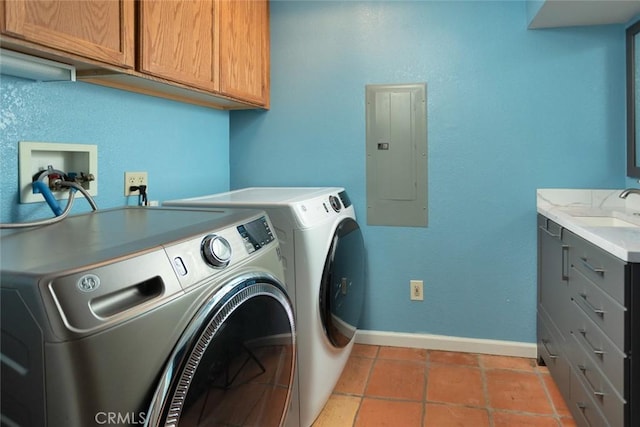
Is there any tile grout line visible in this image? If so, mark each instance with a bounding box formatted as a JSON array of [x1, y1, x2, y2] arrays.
[[535, 364, 565, 425], [478, 355, 497, 427], [350, 345, 379, 427], [423, 348, 430, 426]]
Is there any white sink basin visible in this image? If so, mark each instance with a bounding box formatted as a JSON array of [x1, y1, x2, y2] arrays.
[[573, 216, 639, 228]]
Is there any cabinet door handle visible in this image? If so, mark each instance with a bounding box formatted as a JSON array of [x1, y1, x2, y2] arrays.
[[578, 329, 606, 357], [539, 225, 561, 239], [562, 244, 569, 281], [541, 338, 559, 359], [579, 293, 605, 317], [580, 257, 605, 277]]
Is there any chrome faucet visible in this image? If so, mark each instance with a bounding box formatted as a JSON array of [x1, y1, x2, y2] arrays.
[[619, 188, 640, 199]]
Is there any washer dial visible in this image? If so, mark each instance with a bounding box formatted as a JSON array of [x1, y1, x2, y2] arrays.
[[201, 235, 232, 268]]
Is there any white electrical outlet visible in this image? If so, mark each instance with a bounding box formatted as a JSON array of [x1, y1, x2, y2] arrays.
[[410, 280, 424, 301], [124, 172, 148, 196]]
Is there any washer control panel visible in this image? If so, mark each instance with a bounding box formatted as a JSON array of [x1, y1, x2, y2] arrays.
[[237, 216, 275, 253], [164, 213, 278, 290]]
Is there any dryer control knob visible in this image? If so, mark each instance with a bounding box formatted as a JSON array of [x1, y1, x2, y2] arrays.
[[201, 235, 232, 268], [329, 195, 342, 213]]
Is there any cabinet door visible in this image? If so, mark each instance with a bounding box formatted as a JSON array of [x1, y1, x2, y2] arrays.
[[139, 0, 218, 92], [538, 216, 571, 335], [218, 0, 269, 106], [0, 0, 134, 68]]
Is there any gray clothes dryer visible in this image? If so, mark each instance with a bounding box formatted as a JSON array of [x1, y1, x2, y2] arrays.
[[0, 207, 295, 427]]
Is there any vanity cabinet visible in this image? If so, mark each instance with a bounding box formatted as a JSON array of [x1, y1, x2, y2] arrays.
[[0, 0, 134, 68], [0, 0, 270, 109], [537, 214, 640, 427]]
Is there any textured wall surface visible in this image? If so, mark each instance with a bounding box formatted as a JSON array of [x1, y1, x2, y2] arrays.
[[230, 0, 626, 343], [0, 0, 629, 345], [1, 77, 230, 223]]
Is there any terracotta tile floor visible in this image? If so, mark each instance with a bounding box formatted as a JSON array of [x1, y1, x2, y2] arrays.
[[312, 344, 576, 427]]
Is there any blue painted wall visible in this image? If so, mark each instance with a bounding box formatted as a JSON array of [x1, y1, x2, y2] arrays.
[[230, 1, 627, 343], [0, 0, 630, 345], [0, 77, 230, 223]]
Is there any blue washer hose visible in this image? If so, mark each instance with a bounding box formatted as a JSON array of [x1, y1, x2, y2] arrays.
[[32, 181, 65, 216]]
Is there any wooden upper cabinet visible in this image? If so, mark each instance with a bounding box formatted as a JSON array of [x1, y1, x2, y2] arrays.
[[140, 0, 269, 107], [0, 0, 134, 68], [1, 0, 270, 109], [219, 0, 269, 107], [139, 0, 218, 92]]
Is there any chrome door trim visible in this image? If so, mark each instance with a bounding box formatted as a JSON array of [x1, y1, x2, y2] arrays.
[[145, 272, 295, 427]]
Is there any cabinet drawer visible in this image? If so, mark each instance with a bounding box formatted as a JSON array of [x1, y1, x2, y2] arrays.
[[569, 358, 624, 427], [570, 266, 626, 350], [565, 231, 626, 305], [537, 312, 571, 398], [570, 368, 611, 427], [567, 316, 625, 400]]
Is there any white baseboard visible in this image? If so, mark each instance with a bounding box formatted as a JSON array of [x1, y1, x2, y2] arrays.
[[355, 330, 537, 359]]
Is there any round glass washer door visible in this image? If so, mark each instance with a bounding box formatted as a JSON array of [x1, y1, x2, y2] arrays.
[[146, 274, 296, 427]]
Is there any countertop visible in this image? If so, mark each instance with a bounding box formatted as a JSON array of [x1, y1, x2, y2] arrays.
[[537, 189, 640, 263]]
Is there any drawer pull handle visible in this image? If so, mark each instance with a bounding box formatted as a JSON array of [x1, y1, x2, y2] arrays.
[[580, 257, 605, 277], [576, 402, 587, 412], [578, 329, 605, 358], [577, 364, 606, 400], [579, 293, 605, 317], [541, 339, 559, 359]]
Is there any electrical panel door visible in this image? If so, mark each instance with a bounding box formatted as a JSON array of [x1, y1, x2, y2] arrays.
[[366, 83, 427, 227]]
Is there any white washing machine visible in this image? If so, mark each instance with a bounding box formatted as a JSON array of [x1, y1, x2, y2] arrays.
[[164, 187, 366, 427], [1, 206, 296, 427]]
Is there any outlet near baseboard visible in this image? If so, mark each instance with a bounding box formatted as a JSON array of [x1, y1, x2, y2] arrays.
[[410, 280, 424, 301]]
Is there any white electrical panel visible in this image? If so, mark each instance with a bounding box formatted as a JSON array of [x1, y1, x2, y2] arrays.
[[18, 141, 98, 204]]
